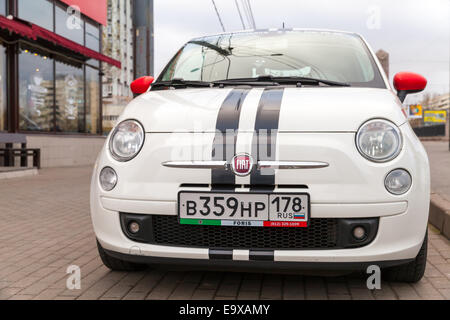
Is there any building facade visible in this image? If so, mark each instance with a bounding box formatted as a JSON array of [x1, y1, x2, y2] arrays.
[[0, 0, 155, 168], [0, 0, 122, 167], [428, 93, 450, 111], [102, 0, 134, 133]]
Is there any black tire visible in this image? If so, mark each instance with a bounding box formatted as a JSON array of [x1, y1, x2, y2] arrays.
[[383, 230, 428, 283], [97, 240, 148, 271]]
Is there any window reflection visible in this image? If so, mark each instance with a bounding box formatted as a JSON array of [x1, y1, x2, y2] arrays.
[[55, 62, 84, 133], [0, 42, 6, 131], [18, 0, 54, 31], [19, 49, 54, 131], [86, 66, 100, 134], [0, 0, 6, 16], [55, 3, 84, 45], [86, 22, 100, 52]]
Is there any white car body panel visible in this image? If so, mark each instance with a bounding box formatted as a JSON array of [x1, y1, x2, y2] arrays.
[[90, 29, 430, 267], [120, 88, 406, 133]]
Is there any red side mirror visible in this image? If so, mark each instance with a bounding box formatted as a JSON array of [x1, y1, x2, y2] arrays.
[[393, 72, 427, 102], [131, 76, 154, 94]]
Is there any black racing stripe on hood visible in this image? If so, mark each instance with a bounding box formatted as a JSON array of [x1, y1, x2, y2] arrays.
[[250, 88, 284, 190], [211, 88, 250, 189]]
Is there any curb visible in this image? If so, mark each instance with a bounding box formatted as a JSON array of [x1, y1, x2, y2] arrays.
[[429, 193, 450, 239], [419, 137, 449, 142], [0, 168, 39, 180]]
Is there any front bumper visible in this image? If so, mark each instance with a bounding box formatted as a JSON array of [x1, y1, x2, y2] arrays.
[[92, 191, 427, 265]]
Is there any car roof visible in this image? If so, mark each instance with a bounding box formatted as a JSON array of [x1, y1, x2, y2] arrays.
[[190, 28, 362, 41]]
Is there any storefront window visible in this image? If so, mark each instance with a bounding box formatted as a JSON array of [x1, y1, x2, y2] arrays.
[[17, 42, 103, 135], [18, 0, 54, 31], [19, 48, 54, 132], [86, 21, 100, 52], [55, 62, 84, 133], [55, 3, 84, 45], [85, 66, 100, 134], [0, 43, 6, 131]]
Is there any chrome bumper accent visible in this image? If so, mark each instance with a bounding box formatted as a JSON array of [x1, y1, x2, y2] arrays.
[[162, 160, 328, 170], [161, 161, 227, 169], [257, 161, 329, 169]]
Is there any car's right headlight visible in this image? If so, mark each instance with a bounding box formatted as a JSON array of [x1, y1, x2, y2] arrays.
[[356, 119, 402, 162], [109, 119, 145, 161]]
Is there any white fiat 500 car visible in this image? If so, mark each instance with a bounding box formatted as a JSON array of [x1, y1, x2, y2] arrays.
[[91, 29, 430, 282]]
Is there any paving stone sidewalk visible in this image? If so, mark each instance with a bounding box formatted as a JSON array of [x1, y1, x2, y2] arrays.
[[0, 166, 449, 300]]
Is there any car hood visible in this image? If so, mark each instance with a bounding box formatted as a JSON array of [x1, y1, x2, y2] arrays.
[[119, 87, 406, 133]]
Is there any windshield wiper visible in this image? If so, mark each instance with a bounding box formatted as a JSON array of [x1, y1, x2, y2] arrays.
[[151, 75, 350, 90], [189, 40, 232, 56], [212, 79, 279, 87], [152, 78, 280, 90], [151, 78, 212, 89], [217, 75, 350, 87], [272, 76, 350, 87]]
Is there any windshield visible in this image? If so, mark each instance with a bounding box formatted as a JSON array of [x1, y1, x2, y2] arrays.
[[158, 30, 385, 88]]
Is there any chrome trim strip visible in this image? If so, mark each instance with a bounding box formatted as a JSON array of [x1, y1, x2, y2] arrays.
[[162, 160, 329, 170], [162, 161, 228, 169], [257, 161, 329, 169]]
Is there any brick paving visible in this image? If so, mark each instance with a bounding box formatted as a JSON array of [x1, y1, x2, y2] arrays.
[[0, 166, 449, 300]]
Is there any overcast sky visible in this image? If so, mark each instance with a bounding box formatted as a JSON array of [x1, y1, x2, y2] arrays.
[[154, 0, 449, 103]]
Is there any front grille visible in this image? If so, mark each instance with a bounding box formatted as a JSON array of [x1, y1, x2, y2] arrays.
[[152, 215, 338, 249]]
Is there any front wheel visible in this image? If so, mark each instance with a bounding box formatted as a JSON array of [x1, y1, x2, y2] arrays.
[[97, 240, 148, 271], [382, 230, 428, 283]]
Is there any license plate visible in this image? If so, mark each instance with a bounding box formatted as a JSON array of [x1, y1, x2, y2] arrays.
[[178, 192, 310, 227]]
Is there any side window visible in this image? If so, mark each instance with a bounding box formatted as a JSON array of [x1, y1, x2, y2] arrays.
[[174, 44, 204, 81], [164, 44, 204, 81], [355, 50, 375, 82]]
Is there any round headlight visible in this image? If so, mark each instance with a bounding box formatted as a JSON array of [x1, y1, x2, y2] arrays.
[[385, 169, 412, 195], [99, 167, 117, 191], [356, 119, 402, 162], [109, 120, 145, 161]]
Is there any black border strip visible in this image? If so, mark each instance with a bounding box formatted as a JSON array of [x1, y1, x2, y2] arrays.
[[249, 250, 275, 261], [209, 249, 233, 260], [105, 246, 413, 271], [211, 88, 250, 190], [250, 88, 284, 190]]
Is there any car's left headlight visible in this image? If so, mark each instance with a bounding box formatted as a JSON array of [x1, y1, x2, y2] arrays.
[[356, 119, 402, 162], [109, 119, 145, 161]]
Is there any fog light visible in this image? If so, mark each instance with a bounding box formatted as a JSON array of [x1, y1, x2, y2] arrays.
[[385, 169, 412, 195], [352, 226, 366, 240], [99, 167, 117, 191], [128, 221, 140, 234]]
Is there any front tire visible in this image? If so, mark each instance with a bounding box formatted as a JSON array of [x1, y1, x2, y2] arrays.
[[97, 240, 148, 271], [383, 230, 428, 283]]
